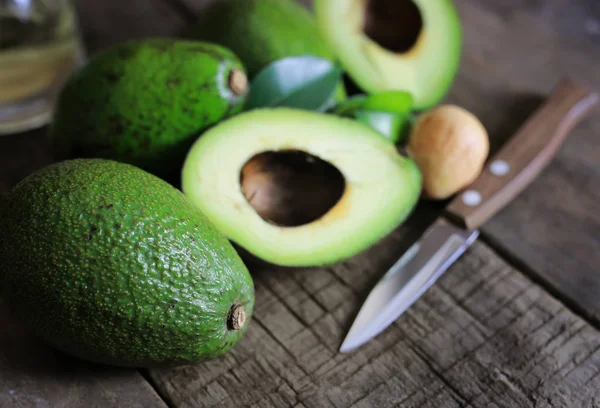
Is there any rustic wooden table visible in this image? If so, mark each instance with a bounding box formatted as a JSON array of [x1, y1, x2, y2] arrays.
[[1, 0, 599, 407]]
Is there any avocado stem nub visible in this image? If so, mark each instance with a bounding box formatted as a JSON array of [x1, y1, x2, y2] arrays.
[[229, 69, 248, 97], [227, 303, 246, 331]]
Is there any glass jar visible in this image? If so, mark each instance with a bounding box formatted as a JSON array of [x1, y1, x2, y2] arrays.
[[0, 0, 84, 134]]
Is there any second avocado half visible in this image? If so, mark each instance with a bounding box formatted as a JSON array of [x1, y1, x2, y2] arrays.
[[315, 0, 462, 109]]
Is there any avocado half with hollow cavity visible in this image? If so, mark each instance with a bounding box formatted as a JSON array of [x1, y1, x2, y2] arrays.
[[315, 0, 462, 109], [182, 108, 422, 267]]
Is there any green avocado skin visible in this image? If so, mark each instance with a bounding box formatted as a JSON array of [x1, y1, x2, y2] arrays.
[[185, 0, 333, 76], [184, 0, 346, 100], [49, 38, 247, 183], [0, 159, 254, 368]]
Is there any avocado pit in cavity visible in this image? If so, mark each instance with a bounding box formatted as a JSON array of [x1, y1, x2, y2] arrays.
[[240, 150, 346, 227], [363, 0, 423, 54]]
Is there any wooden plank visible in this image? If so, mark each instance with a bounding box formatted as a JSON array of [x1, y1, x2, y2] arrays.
[[147, 224, 600, 407], [446, 0, 600, 323], [0, 299, 168, 408], [0, 1, 187, 407]]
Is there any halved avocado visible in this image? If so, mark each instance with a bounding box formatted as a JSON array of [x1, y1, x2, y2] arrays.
[[315, 0, 462, 109], [182, 108, 422, 267]]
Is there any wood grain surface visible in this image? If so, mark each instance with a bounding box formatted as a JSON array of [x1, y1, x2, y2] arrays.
[[448, 0, 600, 324], [147, 238, 600, 407], [0, 0, 599, 407], [0, 299, 167, 408]]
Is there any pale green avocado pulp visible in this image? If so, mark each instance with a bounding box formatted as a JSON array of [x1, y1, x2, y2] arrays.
[[182, 108, 422, 267], [315, 0, 462, 109]]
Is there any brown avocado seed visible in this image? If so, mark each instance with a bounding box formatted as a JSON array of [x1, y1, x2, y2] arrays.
[[407, 105, 489, 200]]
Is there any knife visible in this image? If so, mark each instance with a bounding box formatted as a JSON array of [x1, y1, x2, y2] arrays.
[[340, 78, 598, 353]]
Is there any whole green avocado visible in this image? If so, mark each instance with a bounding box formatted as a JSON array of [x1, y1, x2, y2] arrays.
[[184, 0, 346, 100], [49, 38, 248, 183], [0, 159, 254, 368]]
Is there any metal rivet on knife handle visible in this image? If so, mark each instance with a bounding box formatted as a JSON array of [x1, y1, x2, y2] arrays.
[[490, 160, 510, 176], [462, 190, 482, 207]]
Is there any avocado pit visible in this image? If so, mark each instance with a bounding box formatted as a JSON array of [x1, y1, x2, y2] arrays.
[[363, 0, 423, 54], [240, 150, 346, 227]]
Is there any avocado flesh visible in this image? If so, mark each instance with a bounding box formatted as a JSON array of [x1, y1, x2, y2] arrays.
[[0, 159, 254, 368], [315, 0, 462, 109], [182, 108, 422, 267], [49, 38, 247, 183], [184, 0, 346, 101]]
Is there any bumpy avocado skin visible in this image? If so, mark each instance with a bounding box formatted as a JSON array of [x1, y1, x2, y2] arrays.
[[0, 159, 254, 368], [49, 38, 247, 183], [184, 0, 346, 100]]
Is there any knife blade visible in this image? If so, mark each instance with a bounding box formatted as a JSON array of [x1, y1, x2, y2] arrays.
[[340, 78, 598, 353]]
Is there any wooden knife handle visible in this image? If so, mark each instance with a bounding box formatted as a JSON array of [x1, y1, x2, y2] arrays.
[[445, 78, 598, 230]]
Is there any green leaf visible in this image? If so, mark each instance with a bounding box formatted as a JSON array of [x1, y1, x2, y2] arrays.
[[355, 110, 413, 144], [329, 90, 415, 143], [330, 91, 414, 117], [330, 94, 368, 116], [246, 55, 343, 111], [361, 91, 414, 114]]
